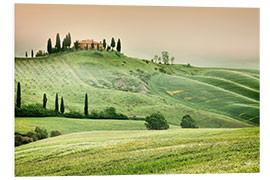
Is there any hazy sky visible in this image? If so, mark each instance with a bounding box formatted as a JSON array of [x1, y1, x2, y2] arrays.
[[15, 4, 259, 69]]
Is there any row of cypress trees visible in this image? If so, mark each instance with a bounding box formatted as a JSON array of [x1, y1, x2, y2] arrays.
[[47, 33, 72, 54], [16, 82, 89, 116]]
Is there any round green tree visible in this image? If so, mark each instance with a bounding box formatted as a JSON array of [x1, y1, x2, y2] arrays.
[[145, 112, 169, 130], [180, 115, 198, 128]]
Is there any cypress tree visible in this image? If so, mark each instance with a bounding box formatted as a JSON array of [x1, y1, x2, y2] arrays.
[[97, 44, 100, 51], [103, 39, 106, 50], [43, 93, 47, 109], [84, 93, 88, 116], [75, 41, 79, 50], [31, 50, 34, 58], [47, 38, 52, 54], [25, 51, 28, 57], [60, 97, 64, 114], [111, 37, 115, 50], [55, 93, 59, 112], [67, 32, 71, 48], [91, 41, 95, 50], [116, 38, 121, 52], [55, 33, 61, 52], [16, 82, 21, 108]]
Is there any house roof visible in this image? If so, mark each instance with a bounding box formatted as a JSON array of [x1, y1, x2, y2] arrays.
[[77, 39, 102, 44]]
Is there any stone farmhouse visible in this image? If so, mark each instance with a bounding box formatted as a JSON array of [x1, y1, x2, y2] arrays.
[[74, 39, 104, 50]]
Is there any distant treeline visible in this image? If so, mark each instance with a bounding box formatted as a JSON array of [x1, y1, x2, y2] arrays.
[[15, 82, 128, 120], [24, 32, 122, 57]]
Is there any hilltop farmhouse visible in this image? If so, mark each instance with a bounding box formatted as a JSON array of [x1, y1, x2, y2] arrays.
[[74, 39, 104, 50]]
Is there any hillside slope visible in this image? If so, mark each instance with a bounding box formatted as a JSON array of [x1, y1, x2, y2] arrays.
[[15, 50, 259, 127], [15, 127, 259, 176]]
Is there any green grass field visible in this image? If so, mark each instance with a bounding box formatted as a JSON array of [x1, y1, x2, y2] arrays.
[[14, 50, 260, 176], [15, 127, 259, 176], [15, 50, 259, 128], [15, 117, 181, 135]]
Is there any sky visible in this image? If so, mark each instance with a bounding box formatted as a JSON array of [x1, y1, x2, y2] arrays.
[[15, 4, 260, 69]]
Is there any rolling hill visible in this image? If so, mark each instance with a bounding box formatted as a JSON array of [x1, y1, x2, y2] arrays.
[[15, 50, 260, 128], [15, 127, 259, 176]]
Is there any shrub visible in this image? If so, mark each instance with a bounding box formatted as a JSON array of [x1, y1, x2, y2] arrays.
[[145, 112, 169, 130], [26, 131, 38, 141], [64, 111, 84, 118], [88, 110, 100, 119], [50, 130, 61, 137], [35, 127, 48, 140], [15, 104, 60, 117], [180, 115, 198, 128], [15, 134, 33, 146], [15, 134, 23, 146]]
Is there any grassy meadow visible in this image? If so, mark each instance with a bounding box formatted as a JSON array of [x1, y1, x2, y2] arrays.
[[15, 50, 259, 128], [15, 117, 181, 135], [15, 127, 259, 176], [14, 50, 260, 175]]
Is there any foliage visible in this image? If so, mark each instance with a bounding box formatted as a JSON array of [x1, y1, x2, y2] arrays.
[[145, 112, 169, 130], [35, 127, 48, 140], [106, 46, 111, 51], [15, 134, 33, 146], [55, 93, 59, 112], [31, 50, 34, 58], [180, 115, 198, 128], [161, 51, 169, 64], [103, 39, 107, 49], [170, 57, 175, 65], [55, 33, 61, 52], [60, 97, 65, 114], [47, 38, 52, 54], [15, 104, 60, 117], [43, 93, 47, 109], [16, 82, 21, 108], [63, 111, 84, 119], [36, 50, 46, 57], [111, 37, 115, 50], [91, 42, 94, 50], [74, 41, 79, 50], [25, 51, 28, 57], [84, 93, 88, 116], [50, 130, 61, 137], [116, 38, 121, 52]]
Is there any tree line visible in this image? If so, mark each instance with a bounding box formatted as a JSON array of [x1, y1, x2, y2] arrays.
[[15, 82, 127, 119], [47, 33, 122, 54], [24, 33, 122, 57], [152, 51, 175, 65]]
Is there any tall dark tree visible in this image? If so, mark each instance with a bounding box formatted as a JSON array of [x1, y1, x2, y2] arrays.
[[55, 33, 61, 52], [84, 93, 88, 116], [74, 40, 79, 50], [43, 93, 47, 109], [110, 37, 115, 50], [67, 32, 71, 48], [116, 38, 121, 52], [60, 97, 65, 114], [16, 82, 21, 108], [91, 41, 95, 50], [97, 44, 100, 51], [31, 50, 34, 58], [25, 51, 28, 57], [47, 38, 52, 54], [102, 39, 107, 50], [55, 93, 59, 112], [62, 37, 67, 51]]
